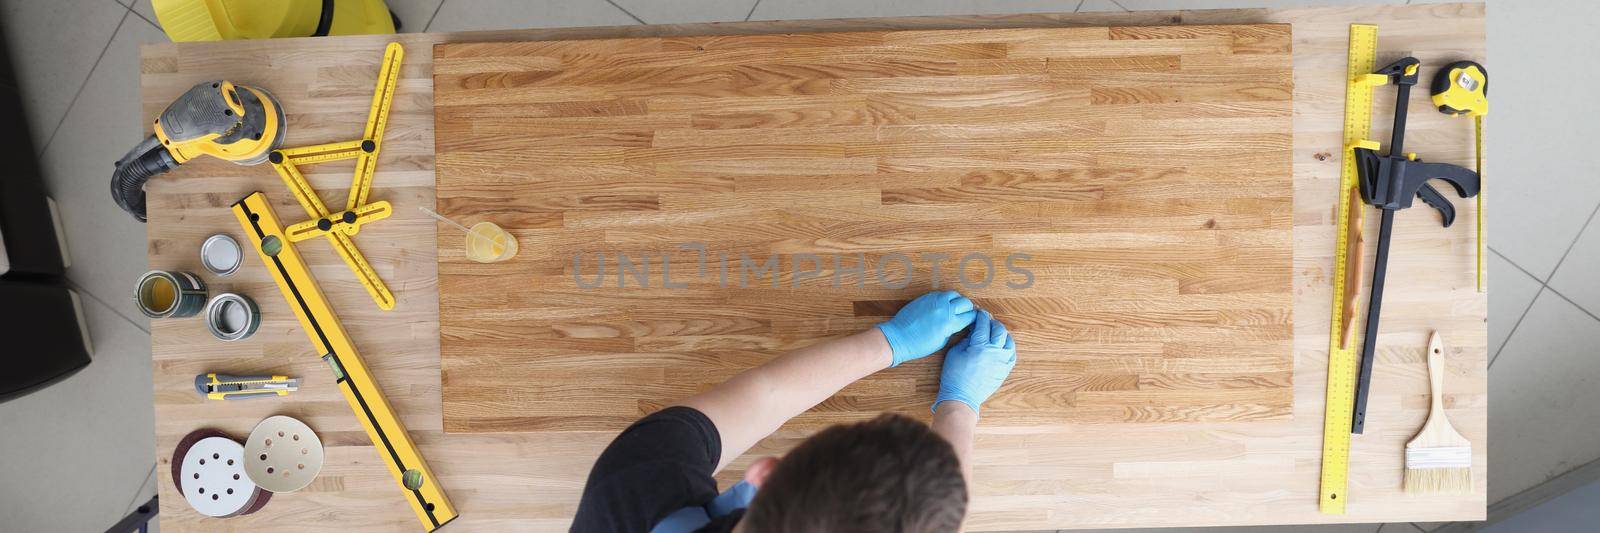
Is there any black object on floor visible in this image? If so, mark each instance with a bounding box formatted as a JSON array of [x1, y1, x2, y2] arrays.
[[105, 494, 159, 533], [0, 16, 69, 279], [0, 281, 92, 403]]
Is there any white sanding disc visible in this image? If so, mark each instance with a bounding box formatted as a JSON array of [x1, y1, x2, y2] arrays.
[[243, 415, 324, 492], [178, 437, 256, 517]]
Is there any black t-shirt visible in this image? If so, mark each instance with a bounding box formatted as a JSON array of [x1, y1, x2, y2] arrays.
[[571, 406, 743, 533]]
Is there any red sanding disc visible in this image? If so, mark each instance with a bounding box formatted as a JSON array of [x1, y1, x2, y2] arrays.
[[170, 428, 272, 517]]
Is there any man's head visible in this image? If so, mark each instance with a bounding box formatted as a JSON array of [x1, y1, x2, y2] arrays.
[[739, 413, 967, 533]]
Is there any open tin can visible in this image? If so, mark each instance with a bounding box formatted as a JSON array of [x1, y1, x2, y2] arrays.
[[200, 234, 243, 276], [135, 270, 208, 319], [205, 293, 260, 341]]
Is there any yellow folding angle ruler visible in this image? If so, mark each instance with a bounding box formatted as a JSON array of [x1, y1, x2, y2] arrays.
[[268, 42, 404, 310], [1321, 23, 1386, 515], [232, 192, 456, 531]]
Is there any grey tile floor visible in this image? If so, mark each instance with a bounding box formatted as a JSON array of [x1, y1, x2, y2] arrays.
[[1, 1, 1594, 532]]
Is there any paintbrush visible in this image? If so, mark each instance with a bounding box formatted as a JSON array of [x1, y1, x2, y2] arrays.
[[1403, 331, 1473, 494]]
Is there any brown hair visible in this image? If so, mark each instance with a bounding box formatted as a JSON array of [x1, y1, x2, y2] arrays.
[[740, 413, 967, 533]]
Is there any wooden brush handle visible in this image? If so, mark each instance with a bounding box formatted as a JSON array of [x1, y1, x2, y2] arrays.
[[1408, 331, 1470, 455], [1340, 190, 1366, 349], [1427, 331, 1445, 417]]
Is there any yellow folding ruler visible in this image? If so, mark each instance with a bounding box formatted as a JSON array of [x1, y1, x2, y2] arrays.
[[233, 192, 456, 531], [267, 42, 404, 310], [1321, 23, 1386, 515]]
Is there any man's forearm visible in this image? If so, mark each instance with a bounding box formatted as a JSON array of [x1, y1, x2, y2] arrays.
[[678, 329, 893, 472], [931, 400, 978, 482]]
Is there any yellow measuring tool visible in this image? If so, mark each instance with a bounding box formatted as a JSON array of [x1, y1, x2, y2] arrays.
[[232, 192, 456, 531], [268, 42, 404, 310], [1321, 23, 1386, 515], [1430, 61, 1489, 292], [1475, 115, 1484, 292]]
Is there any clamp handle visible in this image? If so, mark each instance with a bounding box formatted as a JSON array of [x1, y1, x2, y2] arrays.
[[1416, 184, 1456, 228], [1376, 57, 1421, 87], [1355, 148, 1480, 218]]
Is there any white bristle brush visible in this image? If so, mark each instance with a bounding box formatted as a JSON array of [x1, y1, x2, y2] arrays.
[[1403, 331, 1473, 494]]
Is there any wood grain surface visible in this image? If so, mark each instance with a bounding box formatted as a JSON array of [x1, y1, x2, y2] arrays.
[[144, 4, 1486, 531], [431, 25, 1297, 433]]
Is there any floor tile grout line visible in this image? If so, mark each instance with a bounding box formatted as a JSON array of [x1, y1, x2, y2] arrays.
[[37, 10, 130, 158], [1108, 0, 1131, 12], [1539, 199, 1600, 284], [1486, 246, 1548, 366], [1493, 454, 1600, 523], [65, 278, 152, 335], [35, 5, 163, 499], [602, 0, 647, 25], [1490, 246, 1545, 285], [1544, 286, 1600, 325], [1074, 0, 1087, 13], [122, 462, 157, 515], [128, 5, 161, 31], [1488, 199, 1600, 363], [1490, 284, 1544, 368], [1487, 245, 1600, 318], [1484, 234, 1600, 366], [744, 0, 763, 22], [423, 0, 447, 33]]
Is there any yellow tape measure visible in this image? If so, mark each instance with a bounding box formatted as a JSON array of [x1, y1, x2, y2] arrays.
[[1321, 23, 1382, 515], [1430, 61, 1488, 292], [1475, 114, 1484, 292]]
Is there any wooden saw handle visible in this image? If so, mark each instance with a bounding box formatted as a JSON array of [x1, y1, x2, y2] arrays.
[[1340, 188, 1366, 349]]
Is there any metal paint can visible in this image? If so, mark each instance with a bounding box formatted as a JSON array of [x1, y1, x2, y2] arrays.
[[136, 270, 208, 318], [205, 293, 261, 341], [200, 234, 243, 276]]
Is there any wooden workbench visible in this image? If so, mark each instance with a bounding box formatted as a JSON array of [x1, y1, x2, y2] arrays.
[[145, 4, 1486, 531]]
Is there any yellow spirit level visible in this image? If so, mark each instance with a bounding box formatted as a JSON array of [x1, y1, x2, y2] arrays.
[[232, 192, 456, 530]]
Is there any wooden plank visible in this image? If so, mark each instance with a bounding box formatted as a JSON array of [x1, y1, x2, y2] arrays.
[[144, 3, 1486, 531], [433, 25, 1296, 434]]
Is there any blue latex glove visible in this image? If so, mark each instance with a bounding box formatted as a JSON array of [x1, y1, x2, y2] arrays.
[[876, 290, 977, 367], [934, 310, 1017, 414]]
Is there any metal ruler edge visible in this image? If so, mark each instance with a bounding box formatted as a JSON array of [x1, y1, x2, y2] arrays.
[[1320, 23, 1379, 515]]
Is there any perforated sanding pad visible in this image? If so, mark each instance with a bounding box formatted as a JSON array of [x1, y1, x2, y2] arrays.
[[243, 415, 324, 492], [173, 431, 261, 517]]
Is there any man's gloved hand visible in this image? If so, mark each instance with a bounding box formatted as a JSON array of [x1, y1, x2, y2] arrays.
[[876, 290, 977, 367], [934, 310, 1016, 414]]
